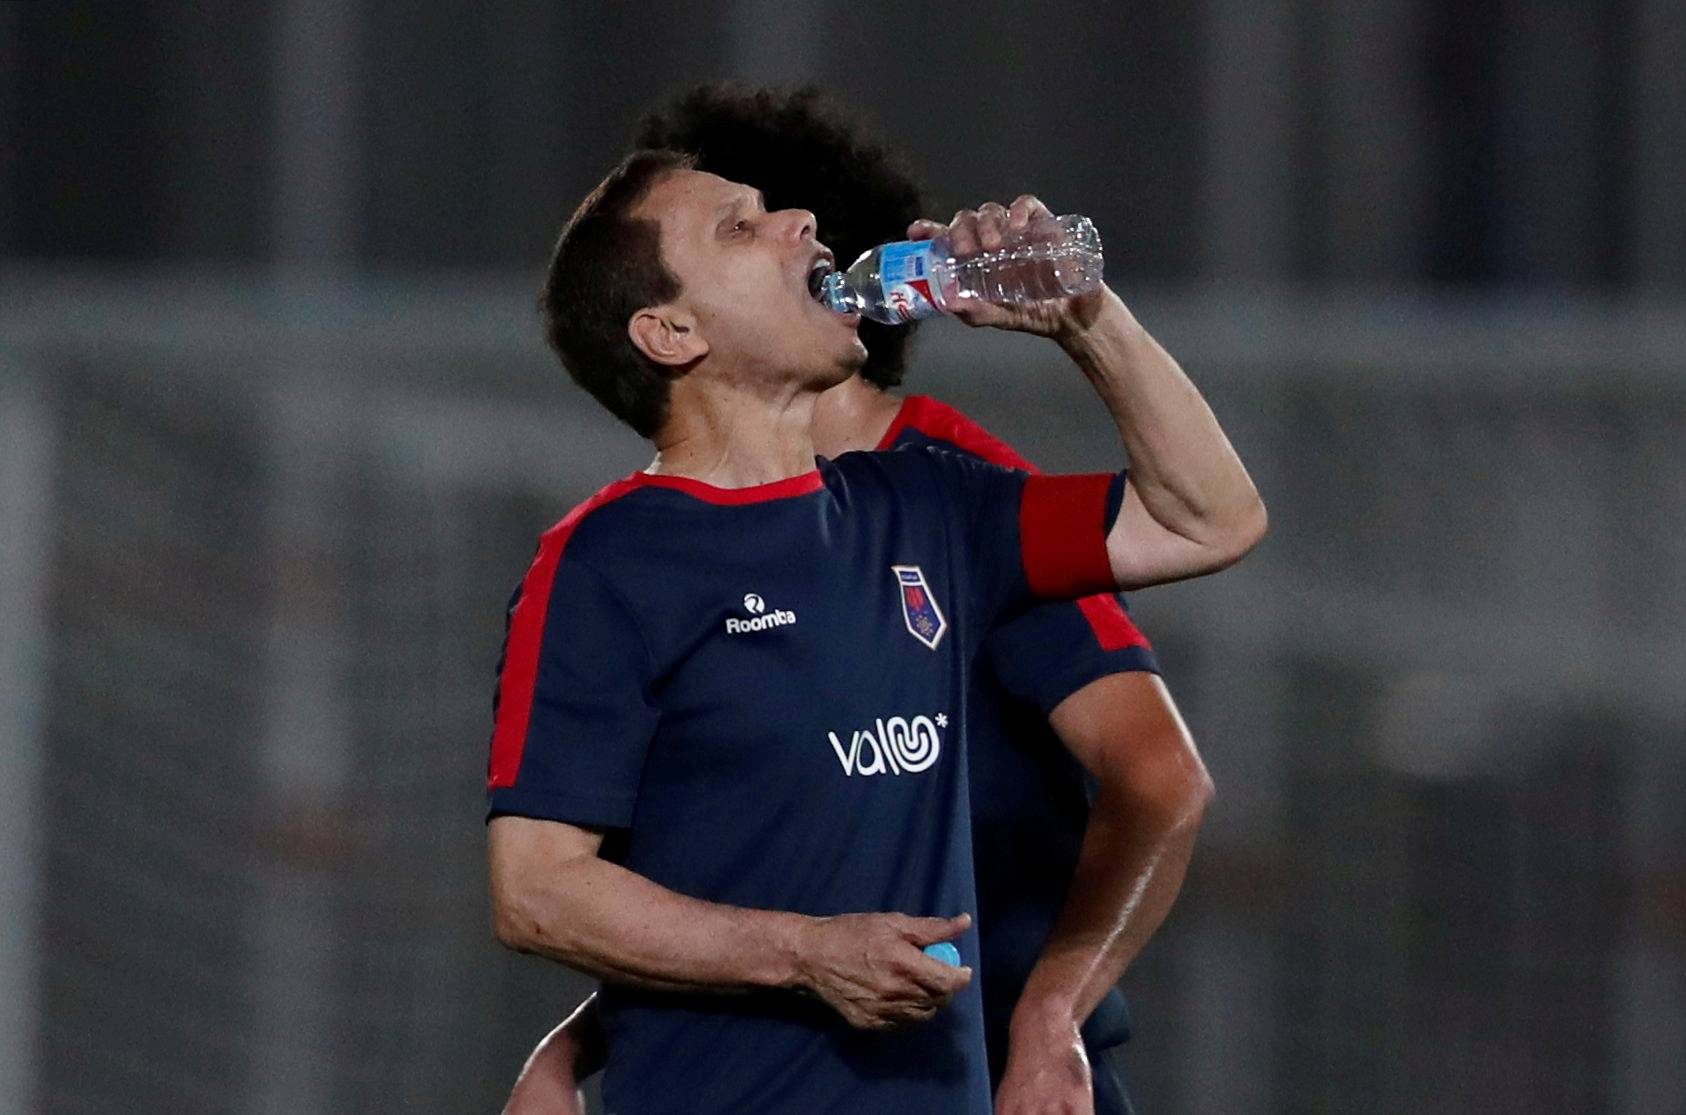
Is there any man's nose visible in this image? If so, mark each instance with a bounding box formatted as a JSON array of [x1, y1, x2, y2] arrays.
[[774, 208, 816, 242]]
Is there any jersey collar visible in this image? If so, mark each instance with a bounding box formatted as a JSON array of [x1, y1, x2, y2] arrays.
[[630, 468, 825, 505]]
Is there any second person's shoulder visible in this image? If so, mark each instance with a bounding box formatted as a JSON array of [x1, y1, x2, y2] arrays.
[[881, 395, 1039, 472], [830, 439, 1025, 512]]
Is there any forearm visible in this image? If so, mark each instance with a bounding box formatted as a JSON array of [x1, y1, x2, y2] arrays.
[[503, 1023, 584, 1115], [1061, 293, 1266, 574], [490, 817, 972, 1029], [533, 994, 607, 1083], [560, 993, 608, 1080], [1012, 778, 1207, 1031], [494, 852, 805, 995]]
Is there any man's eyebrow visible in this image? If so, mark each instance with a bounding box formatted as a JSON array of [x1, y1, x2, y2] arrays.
[[714, 190, 765, 223]]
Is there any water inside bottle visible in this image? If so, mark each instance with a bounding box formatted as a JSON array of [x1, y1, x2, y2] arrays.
[[821, 214, 1104, 325], [945, 216, 1103, 304]]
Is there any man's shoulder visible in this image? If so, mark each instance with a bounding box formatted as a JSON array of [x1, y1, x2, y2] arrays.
[[886, 395, 1038, 473], [533, 474, 666, 572], [832, 436, 974, 496], [533, 468, 830, 587]]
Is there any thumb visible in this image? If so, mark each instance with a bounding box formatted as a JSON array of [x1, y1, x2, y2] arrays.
[[902, 912, 972, 946], [906, 219, 946, 242]]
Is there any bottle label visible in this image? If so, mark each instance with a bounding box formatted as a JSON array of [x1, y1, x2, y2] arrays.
[[879, 241, 943, 322]]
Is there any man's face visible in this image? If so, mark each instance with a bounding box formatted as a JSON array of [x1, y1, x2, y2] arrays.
[[635, 169, 866, 389]]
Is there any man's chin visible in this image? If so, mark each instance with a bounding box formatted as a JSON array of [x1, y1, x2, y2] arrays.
[[806, 323, 867, 387], [816, 357, 860, 391]]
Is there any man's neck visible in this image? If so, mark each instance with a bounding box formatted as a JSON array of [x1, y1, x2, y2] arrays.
[[810, 376, 905, 458], [647, 378, 823, 488]]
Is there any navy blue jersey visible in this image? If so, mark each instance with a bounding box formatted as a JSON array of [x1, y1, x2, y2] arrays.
[[488, 447, 1125, 1115], [879, 397, 1161, 1083]]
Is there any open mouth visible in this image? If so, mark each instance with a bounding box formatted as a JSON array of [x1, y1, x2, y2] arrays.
[[805, 252, 836, 302]]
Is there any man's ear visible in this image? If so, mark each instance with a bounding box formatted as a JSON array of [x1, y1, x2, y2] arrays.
[[629, 307, 708, 368]]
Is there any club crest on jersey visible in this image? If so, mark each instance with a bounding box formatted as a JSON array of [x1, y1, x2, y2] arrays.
[[892, 565, 947, 650]]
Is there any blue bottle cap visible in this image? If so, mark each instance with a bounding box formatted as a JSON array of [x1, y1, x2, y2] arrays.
[[923, 941, 962, 967]]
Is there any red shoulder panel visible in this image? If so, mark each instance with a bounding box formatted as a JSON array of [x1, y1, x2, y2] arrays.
[[487, 475, 645, 790], [876, 396, 1036, 472]]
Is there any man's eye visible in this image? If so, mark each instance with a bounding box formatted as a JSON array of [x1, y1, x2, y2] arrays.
[[732, 219, 750, 234]]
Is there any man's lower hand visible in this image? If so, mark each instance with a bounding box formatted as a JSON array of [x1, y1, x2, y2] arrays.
[[995, 1007, 1094, 1115], [793, 912, 973, 1030]]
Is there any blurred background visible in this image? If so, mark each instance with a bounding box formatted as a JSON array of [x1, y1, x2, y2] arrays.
[[2, 2, 1684, 1112]]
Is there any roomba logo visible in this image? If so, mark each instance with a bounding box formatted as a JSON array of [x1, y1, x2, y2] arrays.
[[725, 592, 796, 634], [826, 714, 947, 777]]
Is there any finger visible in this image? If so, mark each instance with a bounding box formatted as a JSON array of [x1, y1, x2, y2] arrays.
[[934, 963, 973, 997], [896, 1002, 939, 1025], [1011, 194, 1060, 249], [865, 969, 949, 1004], [906, 218, 945, 241], [947, 208, 980, 258], [948, 299, 1010, 327], [895, 950, 962, 998], [1011, 193, 1054, 222], [887, 963, 971, 1009], [976, 202, 1009, 251], [876, 997, 940, 1027], [901, 912, 972, 946]]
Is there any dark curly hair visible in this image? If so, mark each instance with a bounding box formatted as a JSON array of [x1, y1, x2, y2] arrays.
[[635, 83, 926, 390]]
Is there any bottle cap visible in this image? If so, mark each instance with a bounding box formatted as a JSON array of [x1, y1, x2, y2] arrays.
[[922, 942, 961, 967]]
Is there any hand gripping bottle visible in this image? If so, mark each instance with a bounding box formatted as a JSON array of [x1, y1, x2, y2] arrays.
[[818, 214, 1102, 325]]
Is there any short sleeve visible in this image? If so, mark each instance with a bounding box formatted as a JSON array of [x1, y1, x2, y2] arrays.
[[486, 540, 658, 828], [915, 447, 1128, 625], [984, 594, 1161, 716]]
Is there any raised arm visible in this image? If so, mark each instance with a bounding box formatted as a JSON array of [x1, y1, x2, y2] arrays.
[[1062, 295, 1266, 588], [994, 673, 1211, 1115], [488, 816, 972, 1028], [909, 199, 1266, 589]]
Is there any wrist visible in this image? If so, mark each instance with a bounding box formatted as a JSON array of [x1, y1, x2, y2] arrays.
[[767, 912, 815, 992], [1008, 990, 1083, 1041], [1055, 289, 1140, 361]]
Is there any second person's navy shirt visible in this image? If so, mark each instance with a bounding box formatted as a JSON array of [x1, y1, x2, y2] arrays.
[[879, 396, 1161, 1085]]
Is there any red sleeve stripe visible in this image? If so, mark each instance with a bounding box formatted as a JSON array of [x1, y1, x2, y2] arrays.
[[1019, 473, 1120, 601], [487, 476, 643, 791], [1076, 596, 1152, 652], [887, 396, 1144, 647]]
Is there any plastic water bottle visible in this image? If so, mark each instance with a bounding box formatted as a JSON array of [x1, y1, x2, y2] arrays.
[[818, 214, 1103, 325]]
